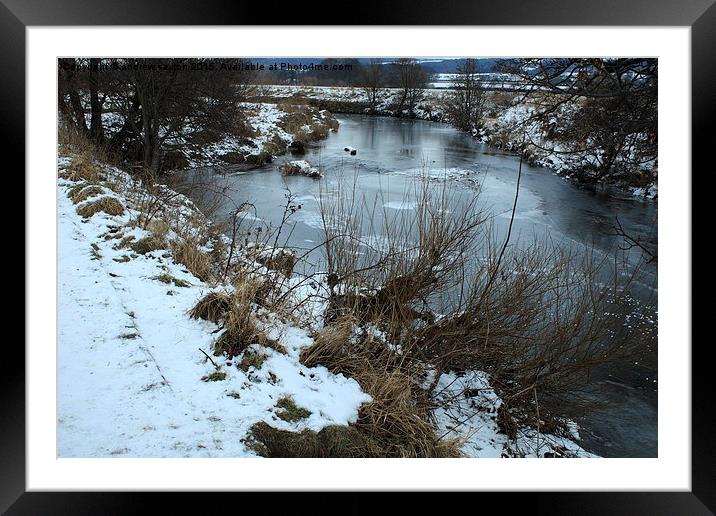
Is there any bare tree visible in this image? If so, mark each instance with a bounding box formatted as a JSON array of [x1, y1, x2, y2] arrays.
[[361, 59, 384, 113], [393, 58, 428, 116], [57, 58, 112, 146], [502, 58, 658, 180], [58, 58, 258, 173], [443, 58, 485, 132]]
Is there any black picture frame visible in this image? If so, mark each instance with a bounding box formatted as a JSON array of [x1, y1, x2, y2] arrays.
[[5, 0, 709, 512]]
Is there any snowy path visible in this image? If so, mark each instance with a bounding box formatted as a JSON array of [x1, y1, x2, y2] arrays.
[[57, 179, 370, 457]]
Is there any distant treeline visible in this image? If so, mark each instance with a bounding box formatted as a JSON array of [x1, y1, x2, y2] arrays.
[[246, 58, 515, 87]]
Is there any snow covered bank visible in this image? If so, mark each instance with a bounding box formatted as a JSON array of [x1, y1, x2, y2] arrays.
[[101, 101, 339, 171], [432, 371, 596, 458], [57, 153, 368, 457], [189, 102, 338, 168]]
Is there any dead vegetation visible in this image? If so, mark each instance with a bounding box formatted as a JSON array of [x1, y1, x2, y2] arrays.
[[152, 273, 191, 288], [201, 370, 227, 382], [247, 421, 384, 458], [189, 277, 287, 358], [189, 291, 233, 323], [299, 317, 460, 457], [279, 161, 321, 178], [76, 196, 125, 218], [172, 238, 213, 283], [254, 248, 297, 277], [58, 122, 110, 174], [277, 102, 339, 153], [274, 396, 312, 422], [64, 152, 101, 182], [130, 235, 166, 255], [289, 170, 638, 455], [71, 185, 105, 204]]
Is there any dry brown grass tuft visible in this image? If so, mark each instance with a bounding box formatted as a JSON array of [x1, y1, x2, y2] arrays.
[[189, 291, 233, 324], [76, 196, 125, 218], [172, 239, 213, 283], [300, 317, 356, 374], [211, 278, 287, 358], [353, 371, 457, 457], [71, 185, 105, 204], [255, 249, 297, 277], [146, 219, 170, 239], [129, 235, 166, 255], [299, 317, 459, 458], [66, 181, 91, 200], [65, 152, 100, 182]]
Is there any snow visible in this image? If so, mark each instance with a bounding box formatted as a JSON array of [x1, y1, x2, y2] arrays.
[[57, 156, 370, 457], [631, 184, 658, 200], [432, 371, 596, 458], [127, 101, 339, 169]]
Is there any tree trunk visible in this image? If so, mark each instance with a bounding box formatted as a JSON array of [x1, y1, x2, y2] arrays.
[[69, 89, 88, 134], [88, 58, 104, 144]]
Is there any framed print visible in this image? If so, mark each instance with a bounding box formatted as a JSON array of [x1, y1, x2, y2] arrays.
[[5, 0, 711, 511]]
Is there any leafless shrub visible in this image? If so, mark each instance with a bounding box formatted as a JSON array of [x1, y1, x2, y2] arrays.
[[316, 166, 641, 445], [418, 240, 627, 425], [320, 173, 483, 333]]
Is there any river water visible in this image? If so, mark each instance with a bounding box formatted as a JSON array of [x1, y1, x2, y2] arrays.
[[192, 114, 658, 457]]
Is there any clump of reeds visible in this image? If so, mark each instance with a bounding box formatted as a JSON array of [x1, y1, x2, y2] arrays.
[[76, 196, 125, 218], [189, 278, 286, 358], [172, 238, 213, 283], [64, 152, 100, 182], [188, 291, 233, 324]]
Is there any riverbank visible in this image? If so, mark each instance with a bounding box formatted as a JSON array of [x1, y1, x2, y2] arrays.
[[251, 85, 657, 200], [57, 133, 596, 458], [100, 100, 339, 171]]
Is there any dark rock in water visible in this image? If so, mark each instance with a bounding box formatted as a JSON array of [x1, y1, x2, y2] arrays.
[[350, 150, 357, 155], [344, 147, 350, 152]]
